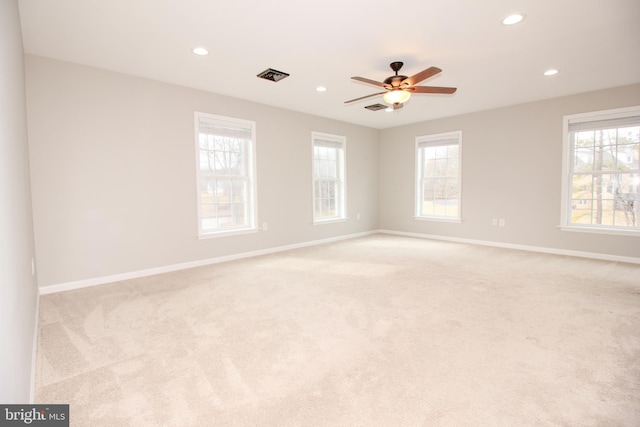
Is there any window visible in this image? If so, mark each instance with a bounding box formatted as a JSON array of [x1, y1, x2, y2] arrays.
[[312, 132, 346, 222], [561, 106, 640, 234], [195, 112, 257, 237], [415, 131, 462, 221]]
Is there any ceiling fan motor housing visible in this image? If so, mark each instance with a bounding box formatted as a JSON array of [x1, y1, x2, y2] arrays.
[[384, 76, 408, 87], [385, 61, 407, 87]]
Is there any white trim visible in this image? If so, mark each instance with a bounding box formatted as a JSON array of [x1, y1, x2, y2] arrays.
[[560, 114, 572, 228], [194, 111, 258, 236], [413, 216, 462, 223], [39, 228, 640, 295], [565, 105, 640, 124], [39, 231, 378, 295], [197, 227, 259, 239], [559, 225, 640, 237], [379, 229, 640, 265], [311, 131, 347, 222], [29, 287, 40, 403], [313, 218, 348, 225], [415, 130, 463, 221], [560, 105, 640, 235]]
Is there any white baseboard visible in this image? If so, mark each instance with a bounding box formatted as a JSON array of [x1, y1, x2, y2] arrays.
[[39, 230, 378, 295], [38, 228, 639, 295], [379, 229, 640, 265]]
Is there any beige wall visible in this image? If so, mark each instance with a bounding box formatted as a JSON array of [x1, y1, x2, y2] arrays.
[[25, 55, 640, 290], [379, 84, 640, 258], [26, 55, 379, 287], [0, 0, 38, 402]]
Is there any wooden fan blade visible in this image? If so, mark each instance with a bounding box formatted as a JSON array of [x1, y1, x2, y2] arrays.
[[401, 67, 442, 87], [351, 76, 391, 89], [344, 91, 386, 104], [409, 86, 457, 94]]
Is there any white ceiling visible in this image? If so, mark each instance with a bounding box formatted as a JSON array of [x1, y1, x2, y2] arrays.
[[18, 0, 640, 129]]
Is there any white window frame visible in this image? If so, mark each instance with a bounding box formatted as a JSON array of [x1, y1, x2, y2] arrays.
[[560, 106, 640, 236], [194, 112, 258, 238], [312, 131, 347, 224], [415, 131, 462, 222]]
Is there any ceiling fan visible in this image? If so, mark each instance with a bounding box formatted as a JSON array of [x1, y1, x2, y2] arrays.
[[345, 61, 457, 110]]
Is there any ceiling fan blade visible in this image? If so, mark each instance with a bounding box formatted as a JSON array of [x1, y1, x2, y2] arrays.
[[344, 91, 386, 104], [351, 76, 391, 89], [401, 67, 442, 87], [409, 86, 457, 94]]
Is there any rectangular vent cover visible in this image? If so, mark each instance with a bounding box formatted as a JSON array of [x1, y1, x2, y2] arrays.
[[257, 68, 290, 82], [365, 103, 388, 111]]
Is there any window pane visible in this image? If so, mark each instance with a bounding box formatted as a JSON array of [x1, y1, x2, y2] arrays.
[[445, 199, 459, 217], [571, 174, 594, 200], [447, 158, 458, 176], [435, 146, 447, 158], [573, 147, 594, 172], [571, 199, 593, 224], [416, 134, 461, 220], [196, 113, 255, 234], [328, 158, 337, 178], [424, 147, 436, 160], [566, 117, 640, 231], [423, 178, 434, 199], [327, 181, 336, 198], [447, 179, 459, 198], [232, 202, 245, 226], [424, 158, 436, 178], [617, 144, 639, 169], [434, 159, 448, 177], [598, 145, 617, 172], [312, 134, 346, 221]]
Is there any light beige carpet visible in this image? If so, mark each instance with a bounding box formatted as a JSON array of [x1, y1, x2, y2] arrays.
[[35, 235, 640, 426]]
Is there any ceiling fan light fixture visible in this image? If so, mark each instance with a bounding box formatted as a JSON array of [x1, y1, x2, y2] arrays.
[[383, 89, 411, 105]]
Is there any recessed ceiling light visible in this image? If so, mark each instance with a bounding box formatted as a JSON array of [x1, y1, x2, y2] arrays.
[[192, 47, 208, 56], [316, 86, 327, 92], [544, 69, 559, 76], [502, 14, 525, 25]]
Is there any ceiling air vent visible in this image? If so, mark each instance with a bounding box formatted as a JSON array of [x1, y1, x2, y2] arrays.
[[365, 103, 388, 111], [257, 68, 290, 82]]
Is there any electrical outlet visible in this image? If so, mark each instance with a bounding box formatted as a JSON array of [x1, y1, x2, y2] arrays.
[[492, 218, 497, 226], [499, 219, 505, 227], [356, 213, 361, 220], [262, 222, 268, 231]]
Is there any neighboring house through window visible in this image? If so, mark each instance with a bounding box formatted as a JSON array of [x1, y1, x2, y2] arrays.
[[312, 132, 346, 223], [561, 106, 640, 235], [195, 112, 257, 237], [415, 131, 462, 221]]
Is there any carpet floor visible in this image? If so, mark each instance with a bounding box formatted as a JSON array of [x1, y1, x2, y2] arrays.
[[35, 235, 640, 426]]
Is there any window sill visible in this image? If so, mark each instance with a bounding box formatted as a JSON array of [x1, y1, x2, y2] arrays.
[[313, 218, 348, 225], [559, 225, 640, 237], [414, 216, 461, 223], [198, 227, 259, 239]]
